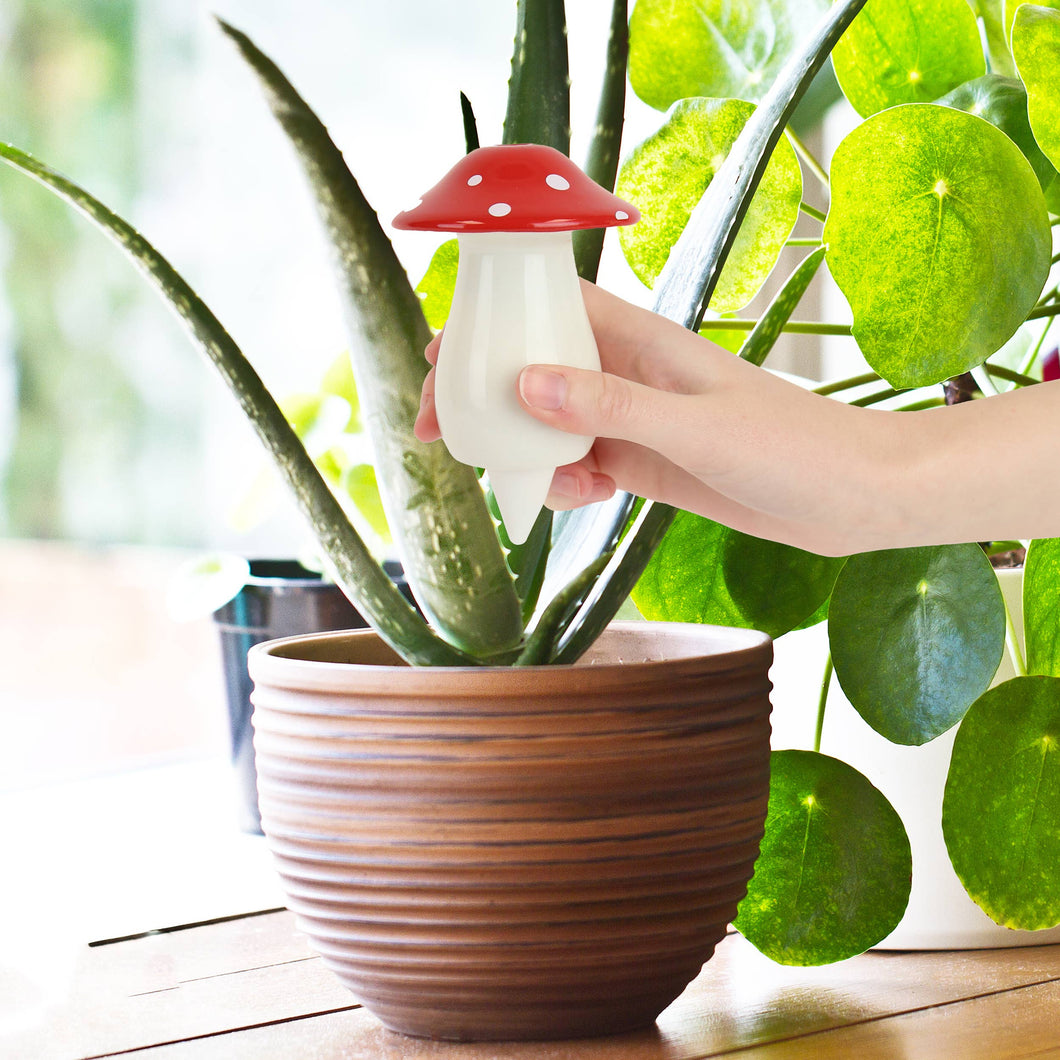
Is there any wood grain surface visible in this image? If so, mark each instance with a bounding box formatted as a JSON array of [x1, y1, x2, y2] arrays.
[[7, 909, 1060, 1059]]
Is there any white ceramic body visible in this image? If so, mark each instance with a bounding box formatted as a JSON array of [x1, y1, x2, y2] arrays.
[[436, 231, 599, 542], [770, 567, 1060, 949]]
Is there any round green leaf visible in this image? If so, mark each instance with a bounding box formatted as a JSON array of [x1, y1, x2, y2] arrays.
[[943, 676, 1060, 930], [1025, 538, 1060, 677], [628, 0, 828, 111], [938, 75, 1057, 191], [721, 528, 844, 639], [825, 104, 1050, 389], [832, 0, 984, 118], [415, 238, 459, 331], [632, 511, 840, 638], [828, 545, 1006, 745], [632, 511, 744, 628], [617, 98, 802, 312], [735, 750, 911, 965], [320, 352, 362, 433], [1012, 4, 1060, 174], [165, 553, 251, 622]]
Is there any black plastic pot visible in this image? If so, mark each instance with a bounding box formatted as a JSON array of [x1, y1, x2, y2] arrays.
[[212, 559, 408, 833]]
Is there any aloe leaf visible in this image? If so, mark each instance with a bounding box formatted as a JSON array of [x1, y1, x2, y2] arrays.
[[824, 103, 1050, 389], [737, 246, 825, 367], [831, 0, 984, 119], [459, 92, 480, 153], [573, 0, 629, 282], [552, 501, 676, 665], [650, 0, 870, 331], [503, 0, 570, 153], [219, 20, 523, 659], [0, 141, 471, 667]]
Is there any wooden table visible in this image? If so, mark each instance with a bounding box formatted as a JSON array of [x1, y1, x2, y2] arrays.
[[9, 907, 1060, 1059]]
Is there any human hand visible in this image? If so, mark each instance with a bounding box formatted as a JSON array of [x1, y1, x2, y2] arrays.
[[415, 281, 906, 556]]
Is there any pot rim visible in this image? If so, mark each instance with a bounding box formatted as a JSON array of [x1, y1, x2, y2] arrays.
[[248, 621, 772, 697]]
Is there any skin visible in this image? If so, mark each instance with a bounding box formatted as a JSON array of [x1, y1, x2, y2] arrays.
[[414, 281, 1060, 557]]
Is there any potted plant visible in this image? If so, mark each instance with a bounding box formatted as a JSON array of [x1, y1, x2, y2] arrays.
[[3, 0, 1059, 1040]]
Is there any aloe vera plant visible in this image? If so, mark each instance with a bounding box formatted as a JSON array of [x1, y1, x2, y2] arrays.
[[7, 0, 1060, 969]]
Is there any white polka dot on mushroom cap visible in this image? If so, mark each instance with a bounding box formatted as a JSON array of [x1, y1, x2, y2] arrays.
[[467, 174, 483, 187], [545, 173, 570, 191], [615, 210, 629, 220], [488, 202, 512, 217]]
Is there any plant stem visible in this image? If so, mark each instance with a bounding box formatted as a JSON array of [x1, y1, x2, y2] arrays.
[[1026, 303, 1060, 320], [799, 201, 828, 223], [699, 318, 852, 336], [786, 237, 824, 246], [787, 128, 830, 189], [984, 363, 1041, 388], [813, 370, 881, 395], [895, 397, 945, 411], [849, 386, 901, 407], [1020, 315, 1054, 378], [1004, 596, 1028, 679], [815, 654, 833, 753]]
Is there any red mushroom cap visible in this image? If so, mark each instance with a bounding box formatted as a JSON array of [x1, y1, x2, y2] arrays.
[[392, 144, 639, 233]]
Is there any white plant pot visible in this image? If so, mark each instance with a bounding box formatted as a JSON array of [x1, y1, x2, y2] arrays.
[[769, 567, 1060, 950]]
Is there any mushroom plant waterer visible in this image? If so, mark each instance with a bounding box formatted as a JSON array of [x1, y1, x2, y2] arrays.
[[393, 144, 639, 544]]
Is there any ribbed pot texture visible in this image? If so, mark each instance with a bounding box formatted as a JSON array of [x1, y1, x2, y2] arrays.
[[248, 621, 773, 1041]]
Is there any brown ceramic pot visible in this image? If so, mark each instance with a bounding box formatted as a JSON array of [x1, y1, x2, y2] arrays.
[[248, 621, 772, 1041]]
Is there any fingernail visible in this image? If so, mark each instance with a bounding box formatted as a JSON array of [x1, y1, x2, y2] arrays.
[[551, 470, 580, 498], [520, 367, 567, 411]]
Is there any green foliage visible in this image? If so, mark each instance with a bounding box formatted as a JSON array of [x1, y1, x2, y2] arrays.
[[824, 104, 1050, 388], [628, 0, 829, 110], [617, 98, 802, 311], [1012, 5, 1060, 173], [831, 0, 984, 118], [415, 239, 459, 332], [735, 750, 911, 965], [632, 511, 842, 640], [1025, 539, 1060, 677], [828, 546, 1007, 745], [944, 677, 1060, 930]]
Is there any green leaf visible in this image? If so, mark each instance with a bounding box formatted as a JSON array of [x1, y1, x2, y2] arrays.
[[735, 750, 911, 965], [166, 553, 251, 622], [938, 75, 1057, 191], [832, 0, 984, 118], [824, 103, 1051, 389], [648, 0, 869, 329], [1012, 4, 1060, 174], [828, 545, 1007, 745], [503, 0, 570, 153], [628, 0, 829, 111], [573, 0, 629, 283], [617, 98, 802, 312], [219, 20, 523, 659], [1025, 538, 1060, 676], [737, 246, 826, 367], [970, 0, 1016, 77], [342, 463, 391, 544], [415, 239, 459, 332], [632, 511, 841, 639], [0, 141, 469, 667], [722, 527, 844, 638], [943, 676, 1060, 930], [320, 352, 362, 432]]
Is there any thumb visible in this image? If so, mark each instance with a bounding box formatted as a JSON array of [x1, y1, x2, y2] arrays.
[[518, 364, 685, 451]]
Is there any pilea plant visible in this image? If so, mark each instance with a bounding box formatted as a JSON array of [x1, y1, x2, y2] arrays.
[[2, 0, 1058, 968]]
